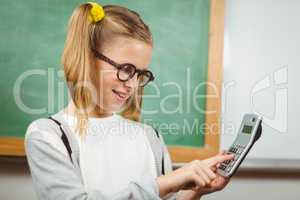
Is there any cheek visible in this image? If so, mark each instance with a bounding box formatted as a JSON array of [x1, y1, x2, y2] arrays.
[[98, 69, 118, 85], [104, 74, 117, 85], [98, 71, 119, 95]]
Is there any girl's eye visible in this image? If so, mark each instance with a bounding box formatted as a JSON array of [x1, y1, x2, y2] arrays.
[[118, 65, 135, 80], [123, 65, 135, 74]]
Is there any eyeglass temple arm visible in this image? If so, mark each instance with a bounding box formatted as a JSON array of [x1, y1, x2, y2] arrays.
[[91, 49, 121, 69]]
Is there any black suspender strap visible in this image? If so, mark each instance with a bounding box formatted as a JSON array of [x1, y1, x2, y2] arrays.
[[48, 116, 73, 164], [154, 129, 165, 175], [48, 116, 163, 173]]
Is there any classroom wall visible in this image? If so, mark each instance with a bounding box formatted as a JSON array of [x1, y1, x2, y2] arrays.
[[0, 158, 36, 200], [221, 0, 300, 163], [1, 0, 300, 200], [203, 171, 300, 200]]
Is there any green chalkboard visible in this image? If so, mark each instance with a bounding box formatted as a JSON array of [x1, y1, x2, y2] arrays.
[[0, 0, 210, 149]]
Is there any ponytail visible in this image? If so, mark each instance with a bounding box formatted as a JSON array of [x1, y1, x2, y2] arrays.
[[61, 2, 152, 135]]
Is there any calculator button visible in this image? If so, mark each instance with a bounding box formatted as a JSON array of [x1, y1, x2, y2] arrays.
[[224, 160, 231, 165], [228, 161, 235, 169], [226, 166, 232, 172], [219, 165, 226, 170], [229, 147, 235, 152]]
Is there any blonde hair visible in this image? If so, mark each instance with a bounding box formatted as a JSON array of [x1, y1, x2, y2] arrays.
[[61, 3, 153, 135]]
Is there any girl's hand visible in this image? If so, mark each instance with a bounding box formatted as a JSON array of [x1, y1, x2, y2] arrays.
[[156, 153, 234, 198], [193, 151, 234, 196]]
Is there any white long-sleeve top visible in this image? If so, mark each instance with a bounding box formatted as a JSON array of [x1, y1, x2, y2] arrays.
[[62, 112, 157, 197]]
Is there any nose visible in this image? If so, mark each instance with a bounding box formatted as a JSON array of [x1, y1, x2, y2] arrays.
[[124, 73, 139, 88]]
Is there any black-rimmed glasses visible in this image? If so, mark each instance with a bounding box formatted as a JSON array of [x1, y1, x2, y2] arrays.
[[92, 49, 155, 87]]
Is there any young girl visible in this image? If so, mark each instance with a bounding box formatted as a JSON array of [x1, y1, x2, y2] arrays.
[[25, 2, 234, 200]]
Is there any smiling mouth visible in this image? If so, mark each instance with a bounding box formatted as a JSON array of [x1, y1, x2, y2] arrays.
[[112, 89, 128, 101]]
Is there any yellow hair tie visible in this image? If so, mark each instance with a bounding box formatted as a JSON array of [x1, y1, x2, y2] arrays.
[[88, 2, 105, 23]]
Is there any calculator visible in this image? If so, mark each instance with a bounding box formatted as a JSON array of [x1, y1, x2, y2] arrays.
[[217, 114, 262, 177]]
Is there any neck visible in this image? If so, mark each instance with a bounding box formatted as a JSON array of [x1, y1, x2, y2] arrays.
[[65, 101, 113, 118]]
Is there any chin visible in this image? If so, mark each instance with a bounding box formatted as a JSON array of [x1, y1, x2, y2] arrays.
[[110, 104, 125, 113]]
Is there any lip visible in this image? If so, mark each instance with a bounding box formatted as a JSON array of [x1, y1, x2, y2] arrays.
[[114, 89, 128, 96], [112, 89, 129, 102]]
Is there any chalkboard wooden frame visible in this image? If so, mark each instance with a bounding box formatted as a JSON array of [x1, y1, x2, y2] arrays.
[[0, 137, 24, 156], [0, 0, 225, 161], [167, 0, 225, 163]]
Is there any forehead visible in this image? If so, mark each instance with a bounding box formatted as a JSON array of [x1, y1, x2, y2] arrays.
[[101, 37, 153, 70]]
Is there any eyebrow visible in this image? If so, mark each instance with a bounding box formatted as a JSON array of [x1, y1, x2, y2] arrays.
[[93, 49, 149, 71]]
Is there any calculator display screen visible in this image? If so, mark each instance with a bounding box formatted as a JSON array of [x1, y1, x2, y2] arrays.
[[242, 125, 253, 134]]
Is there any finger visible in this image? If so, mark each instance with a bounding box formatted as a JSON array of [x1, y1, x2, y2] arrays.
[[191, 185, 202, 192], [194, 167, 211, 185], [203, 167, 217, 179], [220, 149, 235, 156], [191, 173, 206, 187], [205, 154, 235, 167], [211, 166, 217, 172], [195, 161, 215, 179], [212, 176, 230, 190], [199, 164, 216, 180], [217, 150, 227, 156]]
